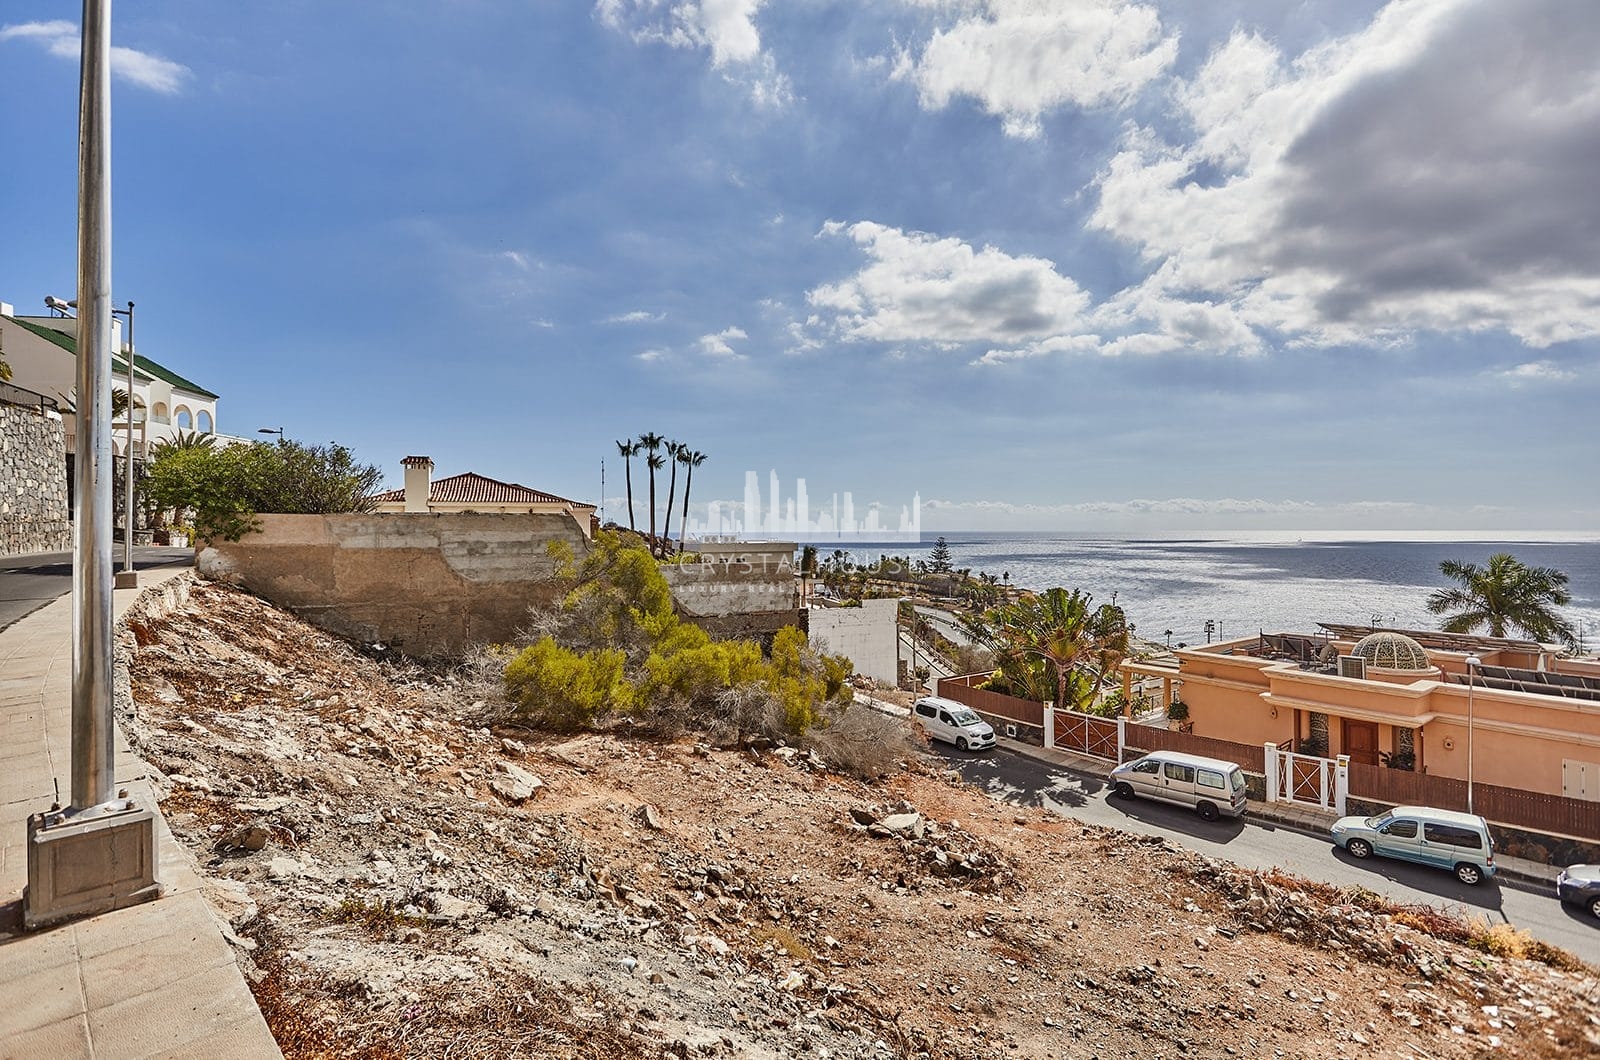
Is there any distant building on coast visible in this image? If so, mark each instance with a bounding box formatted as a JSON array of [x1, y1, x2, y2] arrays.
[[689, 470, 920, 542]]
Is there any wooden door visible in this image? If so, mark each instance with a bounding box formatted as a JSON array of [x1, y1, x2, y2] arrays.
[[1342, 719, 1380, 767]]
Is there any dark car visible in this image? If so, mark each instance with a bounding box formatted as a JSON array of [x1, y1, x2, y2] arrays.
[[1556, 864, 1600, 918]]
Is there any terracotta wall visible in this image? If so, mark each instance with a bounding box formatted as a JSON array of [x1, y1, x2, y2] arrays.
[[1179, 643, 1600, 800]]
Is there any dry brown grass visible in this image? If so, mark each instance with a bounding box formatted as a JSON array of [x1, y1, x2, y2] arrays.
[[751, 924, 815, 962], [323, 898, 432, 935], [804, 699, 921, 779]]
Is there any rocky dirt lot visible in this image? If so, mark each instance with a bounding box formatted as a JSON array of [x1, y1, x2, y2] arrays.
[[123, 582, 1600, 1059]]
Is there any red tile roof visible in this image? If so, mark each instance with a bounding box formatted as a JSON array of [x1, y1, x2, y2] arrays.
[[370, 472, 592, 508]]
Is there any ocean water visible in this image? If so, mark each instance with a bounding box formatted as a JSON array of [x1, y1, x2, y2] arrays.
[[823, 532, 1600, 651]]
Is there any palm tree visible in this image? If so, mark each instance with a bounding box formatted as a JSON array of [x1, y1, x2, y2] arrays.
[[147, 429, 217, 460], [1426, 552, 1577, 649], [677, 448, 705, 553], [614, 439, 638, 531], [978, 588, 1129, 712], [637, 432, 664, 542], [661, 440, 684, 548]]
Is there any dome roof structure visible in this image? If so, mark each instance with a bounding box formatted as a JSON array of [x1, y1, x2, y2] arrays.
[[1350, 632, 1432, 672]]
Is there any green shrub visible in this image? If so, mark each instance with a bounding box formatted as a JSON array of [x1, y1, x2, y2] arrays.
[[144, 438, 382, 543], [504, 637, 633, 731], [504, 532, 856, 744]]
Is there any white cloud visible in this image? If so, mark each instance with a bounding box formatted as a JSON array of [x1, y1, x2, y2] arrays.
[[1, 20, 191, 94], [595, 0, 790, 105], [636, 348, 667, 362], [607, 309, 665, 324], [697, 326, 748, 357], [0, 20, 76, 42], [807, 220, 1092, 347], [1495, 361, 1578, 386], [891, 0, 1177, 138], [1089, 0, 1600, 349]]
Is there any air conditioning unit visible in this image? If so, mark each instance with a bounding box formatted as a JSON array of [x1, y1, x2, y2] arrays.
[[1338, 655, 1367, 680]]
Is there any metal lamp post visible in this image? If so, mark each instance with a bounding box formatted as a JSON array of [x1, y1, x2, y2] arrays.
[[257, 426, 284, 441], [1465, 654, 1480, 814], [24, 0, 161, 930]]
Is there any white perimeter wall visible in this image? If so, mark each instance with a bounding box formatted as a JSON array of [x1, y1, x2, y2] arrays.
[[808, 598, 898, 685]]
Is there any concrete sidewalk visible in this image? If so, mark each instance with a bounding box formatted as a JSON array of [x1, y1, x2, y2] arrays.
[[997, 736, 1563, 890], [0, 566, 282, 1059]]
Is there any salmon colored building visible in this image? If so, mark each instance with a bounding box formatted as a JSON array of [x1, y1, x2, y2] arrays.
[[1122, 626, 1600, 802]]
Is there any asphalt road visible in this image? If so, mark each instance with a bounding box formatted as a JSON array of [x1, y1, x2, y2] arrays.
[[0, 547, 194, 631], [929, 742, 1600, 968], [914, 604, 975, 646]]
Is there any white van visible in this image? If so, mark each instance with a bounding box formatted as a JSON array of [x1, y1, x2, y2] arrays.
[[912, 696, 996, 752], [1110, 751, 1249, 821]]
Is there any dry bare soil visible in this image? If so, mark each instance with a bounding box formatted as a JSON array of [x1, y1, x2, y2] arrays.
[[124, 582, 1600, 1059]]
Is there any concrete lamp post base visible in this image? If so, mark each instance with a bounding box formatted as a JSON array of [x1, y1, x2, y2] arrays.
[[23, 795, 161, 931], [114, 570, 139, 589]]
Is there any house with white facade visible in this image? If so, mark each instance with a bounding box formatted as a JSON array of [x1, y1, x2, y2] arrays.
[[0, 299, 222, 459]]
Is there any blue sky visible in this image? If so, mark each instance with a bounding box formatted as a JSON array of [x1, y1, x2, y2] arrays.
[[3, 0, 1597, 533]]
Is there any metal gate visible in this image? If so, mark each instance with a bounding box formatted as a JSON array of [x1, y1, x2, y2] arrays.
[[1265, 745, 1348, 815], [1050, 710, 1121, 760]]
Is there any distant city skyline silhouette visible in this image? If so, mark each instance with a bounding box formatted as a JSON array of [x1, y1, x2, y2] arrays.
[[682, 471, 921, 542]]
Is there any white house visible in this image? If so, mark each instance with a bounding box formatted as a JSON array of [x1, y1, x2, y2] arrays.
[[0, 299, 222, 459]]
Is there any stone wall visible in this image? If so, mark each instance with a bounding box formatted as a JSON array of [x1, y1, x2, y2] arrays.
[[0, 402, 70, 555], [197, 512, 589, 659]]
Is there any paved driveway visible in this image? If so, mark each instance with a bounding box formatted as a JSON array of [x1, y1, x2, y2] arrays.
[[0, 547, 194, 631]]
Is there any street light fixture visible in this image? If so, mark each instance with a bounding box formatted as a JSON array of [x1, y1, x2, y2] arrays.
[[257, 426, 284, 441], [1465, 654, 1481, 815]]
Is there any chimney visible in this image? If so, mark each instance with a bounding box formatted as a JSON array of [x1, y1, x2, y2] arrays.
[[401, 455, 433, 513]]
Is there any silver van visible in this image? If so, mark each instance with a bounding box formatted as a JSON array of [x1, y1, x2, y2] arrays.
[[1330, 806, 1496, 885], [1110, 751, 1249, 821], [912, 696, 996, 751]]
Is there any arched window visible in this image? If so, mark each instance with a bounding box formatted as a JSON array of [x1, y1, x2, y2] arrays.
[[175, 406, 192, 429], [152, 402, 168, 424], [198, 410, 213, 433]]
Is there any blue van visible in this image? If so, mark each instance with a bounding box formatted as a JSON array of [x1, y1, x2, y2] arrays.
[[1330, 806, 1496, 885]]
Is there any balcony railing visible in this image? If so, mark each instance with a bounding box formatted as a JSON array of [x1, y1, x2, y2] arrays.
[[0, 380, 60, 414]]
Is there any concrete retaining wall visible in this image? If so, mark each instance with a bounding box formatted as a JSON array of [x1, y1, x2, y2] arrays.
[[661, 543, 803, 642], [198, 512, 588, 658], [807, 599, 899, 684], [0, 402, 70, 555]]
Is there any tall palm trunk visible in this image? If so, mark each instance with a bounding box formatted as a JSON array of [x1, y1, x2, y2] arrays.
[[637, 432, 664, 547], [679, 450, 704, 553], [647, 454, 663, 544], [615, 440, 637, 530], [662, 441, 682, 549]]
